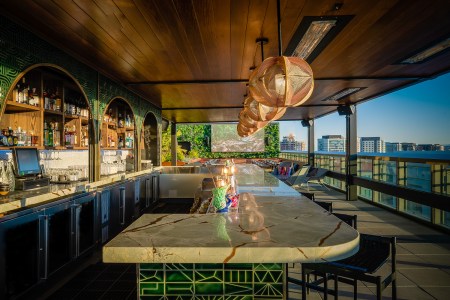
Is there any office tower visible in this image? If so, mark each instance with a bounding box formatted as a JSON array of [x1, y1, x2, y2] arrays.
[[360, 137, 385, 153], [318, 135, 345, 152]]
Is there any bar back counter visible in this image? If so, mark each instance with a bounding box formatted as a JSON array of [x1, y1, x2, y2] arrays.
[[0, 168, 159, 299], [104, 164, 359, 299]]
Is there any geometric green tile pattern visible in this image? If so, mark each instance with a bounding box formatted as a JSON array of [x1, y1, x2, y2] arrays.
[[139, 263, 285, 299]]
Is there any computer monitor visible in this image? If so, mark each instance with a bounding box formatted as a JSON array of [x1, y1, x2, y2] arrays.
[[13, 148, 42, 177]]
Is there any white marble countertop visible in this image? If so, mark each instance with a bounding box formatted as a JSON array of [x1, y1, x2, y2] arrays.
[[103, 164, 359, 264], [0, 168, 158, 216]]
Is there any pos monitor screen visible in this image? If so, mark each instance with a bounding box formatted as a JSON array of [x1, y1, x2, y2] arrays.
[[13, 148, 42, 177]]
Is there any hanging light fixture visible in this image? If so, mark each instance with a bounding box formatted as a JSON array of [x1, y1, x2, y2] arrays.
[[237, 122, 262, 137], [248, 56, 314, 107], [238, 109, 268, 128], [248, 0, 314, 108], [243, 96, 286, 122]]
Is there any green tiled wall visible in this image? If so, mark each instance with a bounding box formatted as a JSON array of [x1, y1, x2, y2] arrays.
[[139, 263, 284, 299]]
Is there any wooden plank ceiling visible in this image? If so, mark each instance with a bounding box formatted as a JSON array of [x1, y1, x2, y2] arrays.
[[1, 0, 450, 123]]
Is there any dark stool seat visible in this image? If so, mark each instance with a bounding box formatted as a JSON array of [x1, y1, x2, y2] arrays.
[[302, 234, 397, 300]]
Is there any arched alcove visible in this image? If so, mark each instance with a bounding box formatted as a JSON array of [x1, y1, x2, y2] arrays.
[[0, 64, 93, 182], [100, 97, 136, 176], [140, 112, 158, 169]]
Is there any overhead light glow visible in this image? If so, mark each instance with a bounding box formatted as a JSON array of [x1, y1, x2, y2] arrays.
[[401, 38, 450, 64], [293, 20, 337, 59]]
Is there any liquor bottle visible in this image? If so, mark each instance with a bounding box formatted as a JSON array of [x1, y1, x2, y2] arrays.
[[108, 108, 113, 123], [14, 84, 20, 103], [48, 124, 54, 147], [0, 131, 7, 147], [32, 87, 39, 106], [43, 122, 48, 146], [53, 122, 60, 147], [118, 136, 123, 148], [126, 133, 133, 148], [118, 113, 124, 128], [43, 87, 50, 110], [64, 126, 70, 146], [55, 87, 62, 111]]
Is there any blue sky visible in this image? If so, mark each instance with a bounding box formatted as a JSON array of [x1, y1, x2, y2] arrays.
[[279, 72, 450, 148]]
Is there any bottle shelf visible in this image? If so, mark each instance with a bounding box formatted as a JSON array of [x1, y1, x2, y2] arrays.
[[4, 100, 41, 113], [0, 146, 44, 150], [64, 146, 88, 150], [44, 109, 63, 115]]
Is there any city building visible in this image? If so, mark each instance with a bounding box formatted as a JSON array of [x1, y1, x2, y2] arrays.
[[318, 135, 346, 152], [417, 144, 445, 151], [401, 142, 417, 151], [280, 135, 305, 151], [386, 142, 402, 152], [360, 137, 385, 153]]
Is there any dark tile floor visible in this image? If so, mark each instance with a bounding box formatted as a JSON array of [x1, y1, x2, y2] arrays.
[[46, 263, 136, 300]]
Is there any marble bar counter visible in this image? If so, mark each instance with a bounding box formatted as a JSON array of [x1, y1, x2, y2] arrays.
[[103, 164, 359, 299], [0, 168, 158, 216]]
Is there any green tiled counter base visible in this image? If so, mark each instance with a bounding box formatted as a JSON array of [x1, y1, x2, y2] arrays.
[[139, 263, 284, 299]]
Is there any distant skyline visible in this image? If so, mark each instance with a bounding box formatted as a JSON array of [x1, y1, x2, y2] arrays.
[[279, 72, 450, 149]]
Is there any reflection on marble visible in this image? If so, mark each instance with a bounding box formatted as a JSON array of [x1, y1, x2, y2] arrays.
[[104, 165, 359, 264]]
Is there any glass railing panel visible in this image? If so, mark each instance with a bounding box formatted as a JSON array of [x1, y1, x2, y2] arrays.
[[403, 199, 431, 221], [374, 160, 397, 184], [375, 191, 397, 209], [357, 158, 373, 179], [442, 211, 450, 228], [357, 186, 372, 200], [324, 177, 345, 191], [404, 162, 431, 192]]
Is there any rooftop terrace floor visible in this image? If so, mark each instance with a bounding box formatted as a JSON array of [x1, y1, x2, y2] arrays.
[[288, 184, 450, 299]]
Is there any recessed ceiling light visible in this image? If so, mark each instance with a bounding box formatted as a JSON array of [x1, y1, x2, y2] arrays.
[[322, 87, 366, 101], [285, 16, 353, 63], [293, 20, 337, 59], [400, 37, 450, 64]]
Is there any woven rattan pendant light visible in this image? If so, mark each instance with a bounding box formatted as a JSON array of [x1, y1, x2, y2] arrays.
[[244, 96, 286, 122], [248, 0, 314, 108]]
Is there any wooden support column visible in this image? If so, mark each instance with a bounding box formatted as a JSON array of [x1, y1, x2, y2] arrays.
[[171, 122, 177, 166], [90, 73, 101, 182], [345, 105, 357, 201]]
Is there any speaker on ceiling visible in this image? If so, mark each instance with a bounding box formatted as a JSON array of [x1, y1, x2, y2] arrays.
[[301, 119, 313, 127], [337, 105, 355, 116]]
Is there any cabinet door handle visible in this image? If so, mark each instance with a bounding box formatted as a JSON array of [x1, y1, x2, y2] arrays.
[[71, 204, 81, 257], [38, 215, 49, 280], [146, 178, 151, 208], [120, 187, 126, 225]]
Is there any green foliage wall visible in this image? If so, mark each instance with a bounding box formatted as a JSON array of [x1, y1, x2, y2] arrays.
[[177, 123, 280, 159]]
